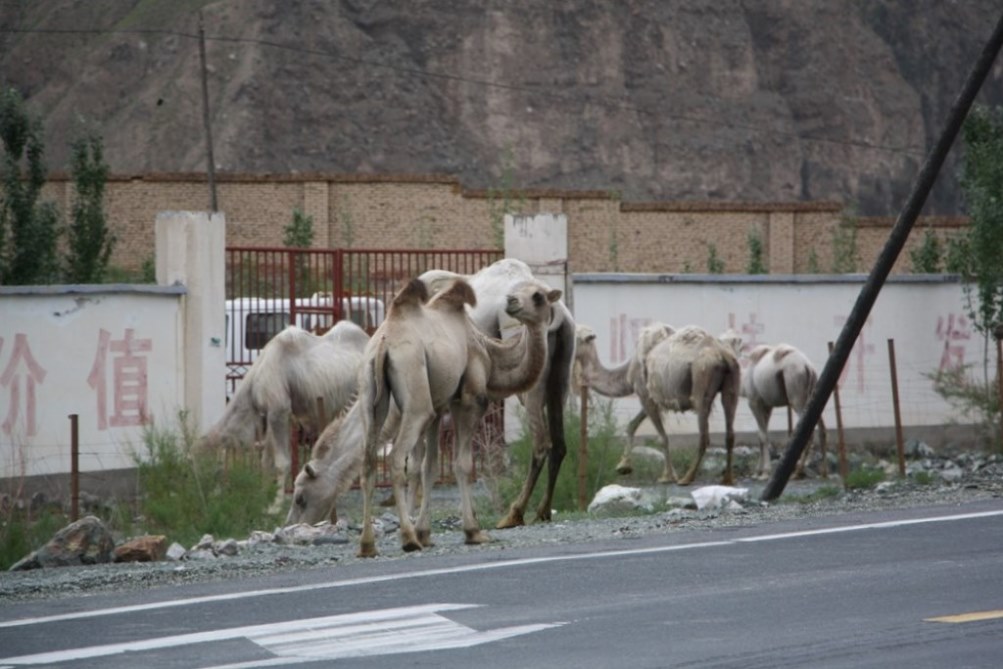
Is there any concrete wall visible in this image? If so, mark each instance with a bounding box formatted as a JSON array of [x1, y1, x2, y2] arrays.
[[39, 173, 970, 278], [571, 273, 984, 448]]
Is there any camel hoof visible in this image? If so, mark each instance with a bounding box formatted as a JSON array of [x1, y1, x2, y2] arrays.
[[357, 542, 379, 559], [416, 529, 435, 548], [496, 511, 524, 529], [402, 540, 423, 553], [464, 529, 492, 545], [656, 475, 675, 484]]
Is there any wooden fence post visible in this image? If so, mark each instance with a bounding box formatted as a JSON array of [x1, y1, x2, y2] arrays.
[[578, 384, 589, 512], [69, 414, 79, 521]]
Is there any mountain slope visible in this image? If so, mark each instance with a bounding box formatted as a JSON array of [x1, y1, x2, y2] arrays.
[[2, 0, 1001, 215]]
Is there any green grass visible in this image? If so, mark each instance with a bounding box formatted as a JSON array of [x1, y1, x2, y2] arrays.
[[844, 467, 886, 490], [134, 413, 280, 549], [0, 508, 69, 570], [478, 397, 632, 524]]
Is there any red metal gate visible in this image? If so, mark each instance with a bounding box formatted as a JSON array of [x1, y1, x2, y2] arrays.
[[224, 246, 506, 487]]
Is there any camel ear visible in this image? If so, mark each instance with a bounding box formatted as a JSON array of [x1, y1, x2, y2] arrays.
[[546, 289, 562, 303], [305, 463, 317, 479]]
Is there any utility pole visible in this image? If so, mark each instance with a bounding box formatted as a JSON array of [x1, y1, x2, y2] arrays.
[[198, 12, 218, 212], [762, 10, 1003, 502]]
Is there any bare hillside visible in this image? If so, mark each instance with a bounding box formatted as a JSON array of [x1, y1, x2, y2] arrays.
[[1, 0, 1001, 215]]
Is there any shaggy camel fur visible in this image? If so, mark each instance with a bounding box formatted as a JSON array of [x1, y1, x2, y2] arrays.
[[740, 342, 829, 479], [574, 322, 680, 482], [419, 258, 576, 529], [356, 276, 558, 556], [639, 325, 741, 485], [201, 321, 369, 512]]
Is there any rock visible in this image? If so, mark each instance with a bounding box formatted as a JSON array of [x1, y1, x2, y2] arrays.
[[937, 467, 964, 484], [905, 439, 935, 459], [194, 534, 215, 550], [587, 484, 654, 515], [691, 485, 749, 511], [9, 516, 115, 571], [275, 522, 350, 546], [165, 542, 187, 561], [114, 535, 168, 563], [214, 539, 239, 557]]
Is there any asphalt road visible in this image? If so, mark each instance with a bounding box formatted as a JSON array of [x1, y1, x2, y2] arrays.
[[2, 500, 1003, 668]]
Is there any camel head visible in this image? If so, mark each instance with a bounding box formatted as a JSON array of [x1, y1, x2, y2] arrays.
[[718, 328, 744, 358], [503, 280, 561, 327]]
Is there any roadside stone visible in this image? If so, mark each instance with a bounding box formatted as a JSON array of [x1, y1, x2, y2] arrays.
[[114, 535, 168, 563], [214, 539, 239, 557], [9, 516, 115, 571], [588, 484, 653, 515], [165, 542, 187, 561]]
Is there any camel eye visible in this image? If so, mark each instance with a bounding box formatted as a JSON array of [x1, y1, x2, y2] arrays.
[[532, 291, 545, 306], [295, 494, 306, 509]]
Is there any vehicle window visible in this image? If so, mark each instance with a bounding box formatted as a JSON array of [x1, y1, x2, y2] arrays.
[[245, 312, 289, 350]]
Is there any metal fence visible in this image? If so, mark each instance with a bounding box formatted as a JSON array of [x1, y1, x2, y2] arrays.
[[224, 246, 506, 487]]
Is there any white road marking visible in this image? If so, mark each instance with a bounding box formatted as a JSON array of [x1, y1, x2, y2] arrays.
[[0, 603, 564, 666], [2, 508, 1001, 633]]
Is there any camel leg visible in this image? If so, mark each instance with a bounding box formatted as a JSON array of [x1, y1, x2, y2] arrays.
[[390, 411, 433, 553], [497, 397, 548, 529], [616, 409, 647, 476], [750, 401, 774, 479], [646, 407, 677, 484], [677, 407, 709, 486], [720, 380, 739, 486], [265, 410, 293, 515], [358, 435, 381, 558], [452, 399, 491, 544], [414, 419, 439, 547], [534, 416, 566, 523]]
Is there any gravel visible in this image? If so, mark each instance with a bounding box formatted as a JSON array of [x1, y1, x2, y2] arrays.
[[3, 451, 1002, 604]]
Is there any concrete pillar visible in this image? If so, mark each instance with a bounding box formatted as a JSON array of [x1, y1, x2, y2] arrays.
[[155, 211, 226, 432], [505, 213, 570, 304]]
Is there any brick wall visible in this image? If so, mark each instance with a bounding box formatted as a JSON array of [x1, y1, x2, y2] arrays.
[[37, 173, 969, 275]]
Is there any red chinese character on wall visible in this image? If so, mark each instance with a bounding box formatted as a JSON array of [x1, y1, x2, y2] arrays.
[[726, 312, 766, 358], [935, 313, 971, 372], [0, 334, 47, 437], [87, 328, 153, 430]]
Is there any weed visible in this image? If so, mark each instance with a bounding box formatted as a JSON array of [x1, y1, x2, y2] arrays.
[[746, 229, 767, 274], [911, 470, 935, 486], [844, 467, 885, 490]]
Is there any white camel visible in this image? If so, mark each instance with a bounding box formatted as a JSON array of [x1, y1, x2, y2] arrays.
[[288, 275, 559, 556], [419, 258, 576, 529], [201, 320, 369, 512], [739, 342, 829, 479], [580, 324, 740, 485], [574, 322, 679, 482]]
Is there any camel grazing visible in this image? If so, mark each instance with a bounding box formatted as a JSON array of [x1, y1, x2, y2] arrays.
[[357, 276, 558, 556], [637, 325, 741, 485], [201, 320, 369, 512], [574, 322, 680, 482], [740, 342, 829, 479], [419, 258, 576, 529]]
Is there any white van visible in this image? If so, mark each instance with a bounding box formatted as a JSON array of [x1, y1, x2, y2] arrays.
[[224, 293, 385, 379]]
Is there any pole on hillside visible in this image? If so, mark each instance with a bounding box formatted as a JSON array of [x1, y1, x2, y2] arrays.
[[762, 12, 1003, 501], [198, 12, 218, 212]]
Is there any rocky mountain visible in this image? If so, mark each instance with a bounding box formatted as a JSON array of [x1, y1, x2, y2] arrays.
[[1, 0, 1001, 215]]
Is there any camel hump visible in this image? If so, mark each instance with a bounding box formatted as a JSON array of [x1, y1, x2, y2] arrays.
[[747, 344, 771, 363], [430, 278, 477, 311], [771, 344, 797, 363], [391, 278, 430, 311]]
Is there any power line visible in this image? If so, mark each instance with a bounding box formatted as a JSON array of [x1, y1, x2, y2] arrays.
[[3, 26, 930, 157]]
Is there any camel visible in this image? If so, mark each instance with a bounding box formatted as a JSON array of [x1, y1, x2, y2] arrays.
[[574, 322, 680, 482], [418, 258, 576, 529], [287, 275, 559, 556], [739, 342, 829, 479], [200, 320, 369, 512], [577, 324, 740, 485]]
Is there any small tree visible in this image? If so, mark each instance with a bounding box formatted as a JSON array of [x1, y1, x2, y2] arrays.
[[0, 88, 60, 285], [830, 210, 860, 273], [909, 228, 943, 273], [65, 132, 115, 283], [284, 209, 315, 297], [706, 243, 725, 274], [746, 228, 767, 274]]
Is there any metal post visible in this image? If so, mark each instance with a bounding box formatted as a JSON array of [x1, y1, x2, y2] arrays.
[[578, 384, 589, 512], [69, 414, 79, 521], [762, 11, 1003, 501], [829, 342, 849, 486], [887, 339, 905, 476], [995, 324, 1003, 452]]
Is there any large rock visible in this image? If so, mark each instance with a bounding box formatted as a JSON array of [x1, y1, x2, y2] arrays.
[[114, 535, 168, 563], [9, 516, 115, 571]]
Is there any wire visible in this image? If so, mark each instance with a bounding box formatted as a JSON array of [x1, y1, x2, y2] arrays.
[[2, 26, 930, 157]]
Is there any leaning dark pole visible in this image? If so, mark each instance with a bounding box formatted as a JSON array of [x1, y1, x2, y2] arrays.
[[762, 11, 1003, 502]]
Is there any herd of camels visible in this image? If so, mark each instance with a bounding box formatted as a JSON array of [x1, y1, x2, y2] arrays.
[[202, 258, 827, 557]]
